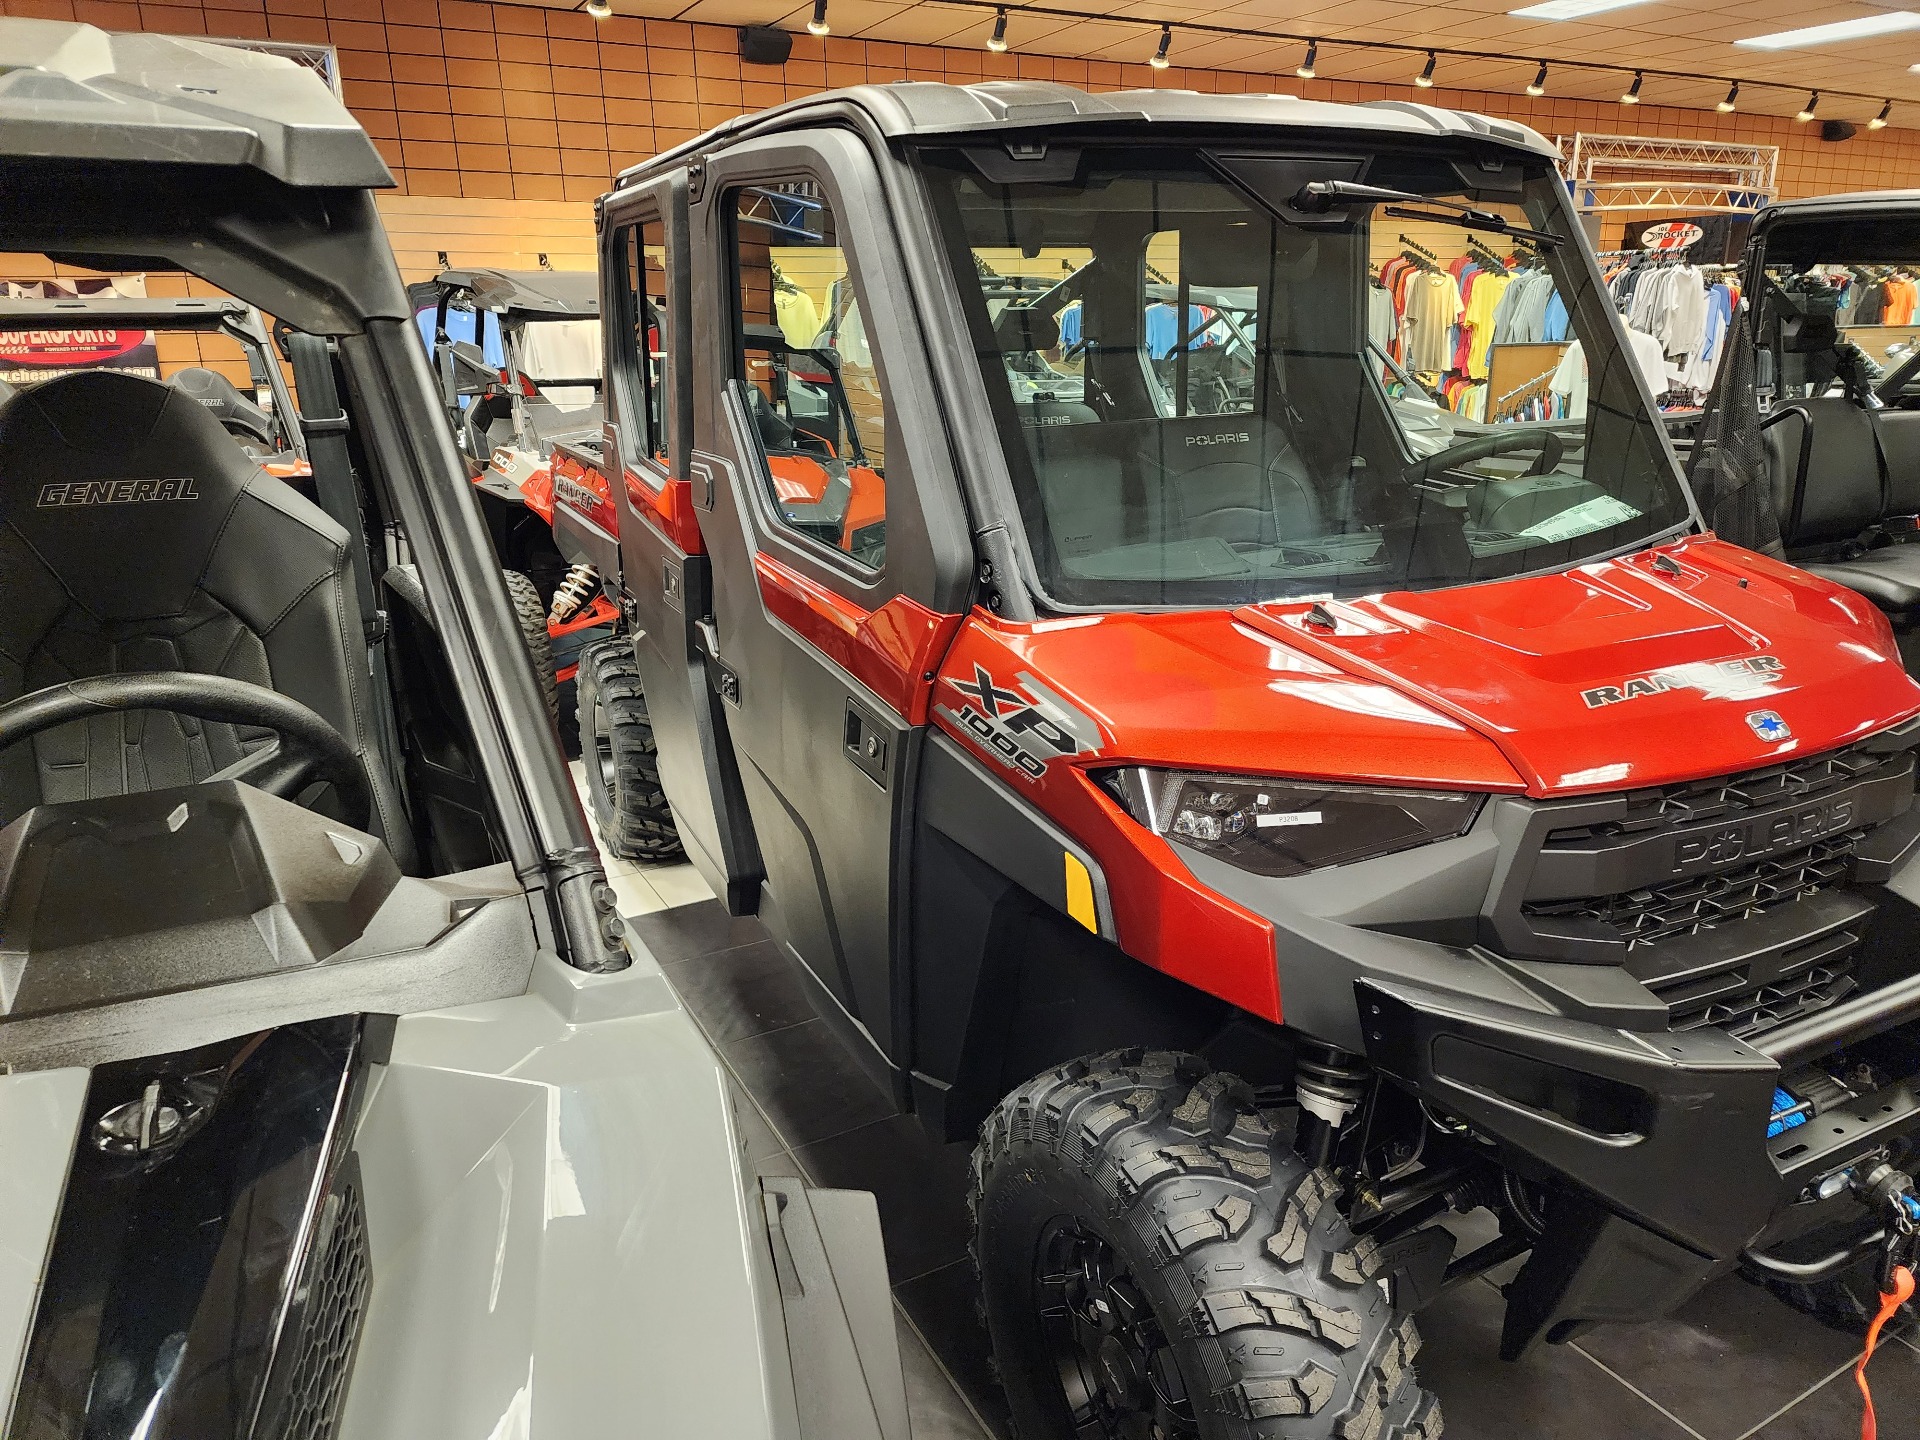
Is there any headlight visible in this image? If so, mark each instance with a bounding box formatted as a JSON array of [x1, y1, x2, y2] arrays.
[[1099, 768, 1484, 878]]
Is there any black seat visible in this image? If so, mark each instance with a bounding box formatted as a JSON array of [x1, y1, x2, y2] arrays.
[[1766, 397, 1920, 622], [0, 370, 411, 859]]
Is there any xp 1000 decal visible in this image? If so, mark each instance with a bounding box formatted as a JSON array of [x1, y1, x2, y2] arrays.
[[938, 665, 1102, 780]]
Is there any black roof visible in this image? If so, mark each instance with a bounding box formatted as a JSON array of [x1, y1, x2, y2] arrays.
[[0, 18, 391, 188], [617, 80, 1555, 187], [1752, 191, 1920, 268], [0, 296, 265, 331], [417, 268, 599, 320]]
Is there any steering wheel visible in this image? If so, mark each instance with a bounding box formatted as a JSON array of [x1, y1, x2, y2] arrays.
[[0, 673, 369, 829], [1405, 426, 1566, 485]]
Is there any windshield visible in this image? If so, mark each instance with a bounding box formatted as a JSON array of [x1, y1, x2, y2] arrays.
[[921, 144, 1692, 608]]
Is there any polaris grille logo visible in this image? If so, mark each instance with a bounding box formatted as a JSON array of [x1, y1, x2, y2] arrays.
[[1672, 800, 1855, 875], [38, 478, 200, 508], [1186, 431, 1250, 447]]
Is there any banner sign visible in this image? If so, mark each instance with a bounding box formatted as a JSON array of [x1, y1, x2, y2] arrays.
[[0, 276, 159, 386]]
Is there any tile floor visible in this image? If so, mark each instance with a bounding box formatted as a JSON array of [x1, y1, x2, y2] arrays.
[[584, 769, 1920, 1439]]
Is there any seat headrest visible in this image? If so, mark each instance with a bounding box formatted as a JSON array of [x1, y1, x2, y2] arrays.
[[994, 306, 1061, 354], [0, 370, 263, 622], [170, 367, 275, 445]]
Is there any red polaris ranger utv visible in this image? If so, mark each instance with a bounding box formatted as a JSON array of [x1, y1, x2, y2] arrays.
[[581, 83, 1920, 1437]]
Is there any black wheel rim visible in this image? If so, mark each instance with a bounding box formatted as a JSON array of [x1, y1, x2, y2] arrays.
[[1034, 1218, 1197, 1440], [589, 686, 617, 814]]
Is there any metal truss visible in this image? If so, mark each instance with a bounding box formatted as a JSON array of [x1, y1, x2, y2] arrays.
[[1558, 133, 1780, 214]]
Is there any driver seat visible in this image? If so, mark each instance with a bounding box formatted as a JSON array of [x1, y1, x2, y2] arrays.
[[0, 370, 412, 864]]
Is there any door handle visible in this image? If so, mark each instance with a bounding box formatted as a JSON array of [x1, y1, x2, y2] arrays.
[[843, 700, 888, 789]]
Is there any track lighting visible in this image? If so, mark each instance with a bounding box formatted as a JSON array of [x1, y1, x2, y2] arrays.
[[807, 0, 829, 36], [1621, 70, 1642, 104], [1872, 99, 1892, 129], [1717, 80, 1738, 113], [1526, 61, 1548, 96], [1415, 51, 1436, 87], [987, 6, 1008, 52], [1297, 39, 1317, 79], [1150, 23, 1172, 69], [1796, 90, 1819, 123], [584, 0, 611, 16]]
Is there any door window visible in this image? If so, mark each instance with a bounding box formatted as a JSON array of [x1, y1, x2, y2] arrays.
[[609, 213, 670, 472], [727, 181, 887, 571]]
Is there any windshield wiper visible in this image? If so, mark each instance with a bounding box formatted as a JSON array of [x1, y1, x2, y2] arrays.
[[1291, 180, 1562, 249]]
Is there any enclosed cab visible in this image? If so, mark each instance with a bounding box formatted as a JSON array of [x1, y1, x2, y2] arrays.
[[592, 81, 1920, 1435]]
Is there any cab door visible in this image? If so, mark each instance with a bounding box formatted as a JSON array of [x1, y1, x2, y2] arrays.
[[603, 171, 763, 913], [689, 132, 973, 1078]]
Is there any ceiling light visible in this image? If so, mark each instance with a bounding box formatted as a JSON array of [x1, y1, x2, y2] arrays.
[[1737, 11, 1920, 50], [1150, 22, 1172, 69], [1717, 80, 1739, 112], [1415, 50, 1436, 87], [1797, 90, 1820, 122], [1297, 39, 1317, 79], [584, 0, 611, 15], [1526, 60, 1548, 96], [1621, 70, 1642, 104], [1509, 0, 1655, 17], [807, 0, 829, 36], [1872, 99, 1893, 129], [987, 6, 1008, 51]]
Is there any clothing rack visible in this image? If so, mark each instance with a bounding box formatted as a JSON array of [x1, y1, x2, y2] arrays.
[[1490, 361, 1561, 419], [1398, 234, 1441, 264], [1465, 237, 1509, 272]]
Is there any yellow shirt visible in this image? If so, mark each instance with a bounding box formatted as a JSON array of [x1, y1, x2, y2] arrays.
[[1463, 271, 1512, 380]]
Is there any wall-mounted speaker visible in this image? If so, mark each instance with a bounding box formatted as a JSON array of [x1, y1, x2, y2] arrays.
[[738, 25, 793, 66], [1820, 119, 1858, 143]]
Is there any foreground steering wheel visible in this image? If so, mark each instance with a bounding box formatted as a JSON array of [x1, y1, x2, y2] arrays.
[[1405, 425, 1566, 484], [0, 673, 369, 830]]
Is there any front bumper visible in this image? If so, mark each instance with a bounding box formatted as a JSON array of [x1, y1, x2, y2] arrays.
[[1170, 721, 1920, 1351]]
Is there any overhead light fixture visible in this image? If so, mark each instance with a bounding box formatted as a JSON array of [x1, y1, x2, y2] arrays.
[[1796, 90, 1820, 122], [1621, 70, 1642, 104], [1526, 60, 1548, 96], [1150, 22, 1172, 68], [1297, 39, 1317, 79], [584, 0, 612, 16], [1872, 99, 1893, 129], [1737, 11, 1920, 49], [1509, 0, 1655, 17], [807, 0, 829, 36], [1717, 80, 1739, 112], [1415, 50, 1436, 87], [987, 6, 1008, 51]]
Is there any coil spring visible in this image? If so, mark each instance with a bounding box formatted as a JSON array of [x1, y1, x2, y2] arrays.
[[548, 563, 599, 625]]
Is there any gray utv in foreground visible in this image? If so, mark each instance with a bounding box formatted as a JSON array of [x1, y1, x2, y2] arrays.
[[0, 21, 906, 1440]]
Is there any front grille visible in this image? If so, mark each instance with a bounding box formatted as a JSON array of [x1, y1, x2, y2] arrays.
[[270, 1180, 371, 1440], [1497, 731, 1919, 1039], [1523, 830, 1867, 949], [1650, 943, 1857, 1037], [1542, 743, 1897, 846]]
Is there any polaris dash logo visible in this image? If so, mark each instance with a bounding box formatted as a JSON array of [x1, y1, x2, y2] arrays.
[[1186, 431, 1250, 447], [1580, 655, 1783, 709], [38, 478, 200, 508], [939, 665, 1101, 780]]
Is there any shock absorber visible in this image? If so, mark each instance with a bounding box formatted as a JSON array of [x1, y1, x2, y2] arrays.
[[1294, 1042, 1370, 1171], [548, 562, 600, 625]]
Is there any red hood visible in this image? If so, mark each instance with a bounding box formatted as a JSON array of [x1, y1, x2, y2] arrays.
[[1232, 537, 1920, 795]]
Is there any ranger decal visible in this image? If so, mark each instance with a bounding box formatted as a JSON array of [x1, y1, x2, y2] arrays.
[[1581, 655, 1783, 709], [939, 665, 1101, 780]]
